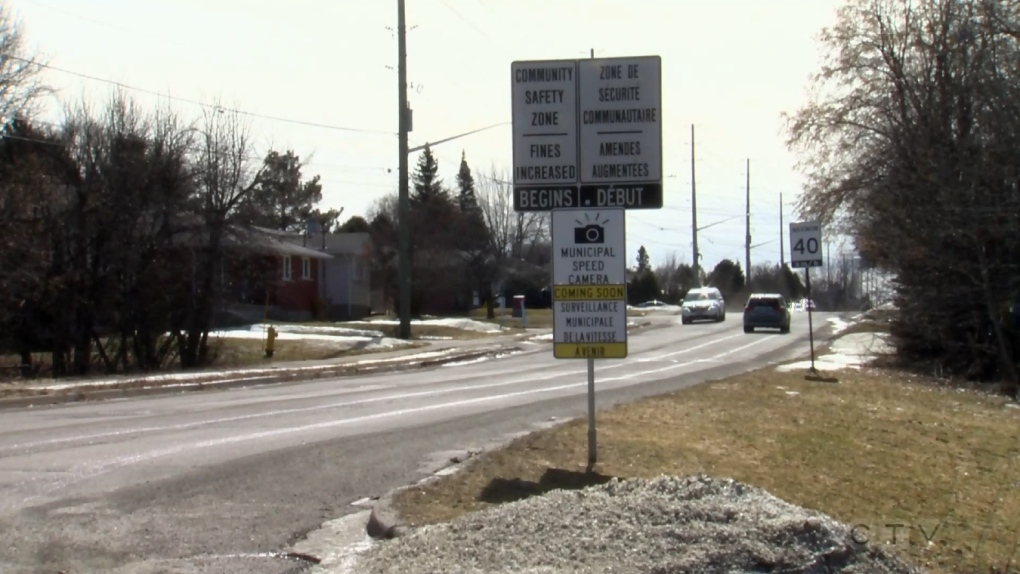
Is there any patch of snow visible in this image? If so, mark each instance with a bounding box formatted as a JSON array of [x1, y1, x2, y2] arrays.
[[775, 332, 894, 373], [627, 303, 682, 312], [23, 346, 445, 392], [529, 333, 553, 342], [349, 317, 502, 333], [206, 323, 394, 343], [831, 332, 894, 357], [441, 351, 520, 368], [441, 357, 489, 368], [417, 335, 454, 340], [828, 317, 851, 334], [353, 349, 458, 365]]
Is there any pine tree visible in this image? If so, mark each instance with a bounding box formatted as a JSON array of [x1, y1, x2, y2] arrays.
[[637, 245, 651, 273], [411, 144, 447, 205], [456, 150, 479, 213], [455, 151, 488, 250]]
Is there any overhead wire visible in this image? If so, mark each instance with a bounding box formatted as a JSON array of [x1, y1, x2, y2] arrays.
[[11, 55, 396, 136]]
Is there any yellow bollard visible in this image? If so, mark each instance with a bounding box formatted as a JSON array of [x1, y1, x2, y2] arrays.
[[265, 325, 277, 358]]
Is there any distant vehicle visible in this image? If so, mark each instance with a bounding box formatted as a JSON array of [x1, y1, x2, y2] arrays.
[[636, 299, 668, 308], [680, 286, 725, 324], [743, 293, 791, 334]]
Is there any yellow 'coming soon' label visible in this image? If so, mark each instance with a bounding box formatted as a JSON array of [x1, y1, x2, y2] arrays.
[[554, 343, 628, 359], [553, 284, 626, 301]]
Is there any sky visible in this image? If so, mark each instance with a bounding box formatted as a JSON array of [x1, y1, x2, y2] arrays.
[[10, 0, 850, 271]]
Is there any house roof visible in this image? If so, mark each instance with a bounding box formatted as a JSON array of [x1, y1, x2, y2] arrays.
[[229, 226, 333, 259]]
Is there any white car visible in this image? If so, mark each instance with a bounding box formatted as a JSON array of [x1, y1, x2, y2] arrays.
[[680, 286, 726, 324]]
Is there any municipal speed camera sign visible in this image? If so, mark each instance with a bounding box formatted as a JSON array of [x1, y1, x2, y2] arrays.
[[789, 220, 823, 268]]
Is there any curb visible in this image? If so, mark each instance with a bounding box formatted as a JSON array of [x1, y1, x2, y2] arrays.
[[365, 449, 487, 540], [366, 490, 413, 539], [0, 346, 522, 411]]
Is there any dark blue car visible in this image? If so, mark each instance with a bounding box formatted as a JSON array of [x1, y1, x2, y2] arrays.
[[743, 293, 791, 334]]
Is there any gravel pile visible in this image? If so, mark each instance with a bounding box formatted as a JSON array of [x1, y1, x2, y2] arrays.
[[354, 475, 926, 574]]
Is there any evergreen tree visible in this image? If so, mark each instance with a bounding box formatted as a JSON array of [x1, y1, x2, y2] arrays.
[[243, 150, 323, 231], [338, 215, 371, 233], [456, 150, 479, 213], [636, 245, 651, 273], [411, 144, 447, 205]]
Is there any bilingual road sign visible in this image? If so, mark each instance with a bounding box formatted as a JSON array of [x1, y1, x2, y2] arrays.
[[511, 56, 663, 212], [789, 220, 823, 268], [551, 207, 628, 359]]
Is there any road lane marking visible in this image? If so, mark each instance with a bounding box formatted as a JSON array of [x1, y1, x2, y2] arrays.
[[1, 335, 782, 508], [0, 332, 756, 454]]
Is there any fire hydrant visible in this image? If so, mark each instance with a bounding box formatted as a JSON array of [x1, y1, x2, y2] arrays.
[[265, 326, 278, 359]]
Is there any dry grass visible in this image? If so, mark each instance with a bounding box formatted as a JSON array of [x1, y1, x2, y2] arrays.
[[393, 365, 1020, 574]]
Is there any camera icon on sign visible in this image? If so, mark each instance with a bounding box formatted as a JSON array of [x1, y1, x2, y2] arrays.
[[574, 223, 605, 244]]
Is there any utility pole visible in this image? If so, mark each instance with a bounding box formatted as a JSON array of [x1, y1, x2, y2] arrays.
[[396, 0, 412, 339], [690, 124, 699, 283], [779, 192, 785, 267], [745, 158, 751, 284]]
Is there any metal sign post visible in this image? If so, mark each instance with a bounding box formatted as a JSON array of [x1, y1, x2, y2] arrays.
[[551, 208, 627, 465], [789, 220, 824, 373], [805, 268, 816, 371], [512, 53, 663, 467]]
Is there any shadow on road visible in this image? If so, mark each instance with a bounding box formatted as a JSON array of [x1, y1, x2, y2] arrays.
[[477, 467, 616, 505]]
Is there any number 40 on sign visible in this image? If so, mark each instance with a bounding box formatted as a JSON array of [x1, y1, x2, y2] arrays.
[[789, 220, 823, 269]]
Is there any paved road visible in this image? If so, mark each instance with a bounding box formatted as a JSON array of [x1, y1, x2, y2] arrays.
[[0, 311, 839, 574]]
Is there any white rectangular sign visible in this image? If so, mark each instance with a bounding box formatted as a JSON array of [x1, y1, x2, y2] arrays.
[[577, 55, 662, 184], [551, 207, 627, 359], [789, 220, 823, 268], [511, 60, 580, 187]]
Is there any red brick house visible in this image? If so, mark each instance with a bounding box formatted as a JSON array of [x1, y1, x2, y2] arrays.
[[218, 226, 333, 321]]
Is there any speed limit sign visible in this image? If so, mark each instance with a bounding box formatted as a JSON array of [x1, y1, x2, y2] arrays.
[[789, 220, 823, 268]]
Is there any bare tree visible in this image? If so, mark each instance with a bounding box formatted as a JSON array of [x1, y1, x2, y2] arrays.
[[178, 102, 262, 368], [477, 165, 547, 260], [475, 165, 551, 315], [0, 1, 50, 121], [784, 0, 1020, 391]]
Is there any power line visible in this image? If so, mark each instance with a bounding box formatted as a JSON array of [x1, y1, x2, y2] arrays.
[[437, 0, 513, 54], [11, 55, 396, 136]]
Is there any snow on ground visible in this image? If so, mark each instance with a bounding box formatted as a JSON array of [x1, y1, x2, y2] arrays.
[[349, 317, 502, 333], [441, 351, 520, 368], [828, 316, 851, 335], [207, 324, 409, 351], [17, 348, 461, 392], [210, 323, 387, 340], [627, 303, 682, 312], [776, 331, 894, 372]]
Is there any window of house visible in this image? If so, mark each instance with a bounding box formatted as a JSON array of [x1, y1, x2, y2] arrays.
[[301, 256, 311, 280], [282, 255, 292, 281]]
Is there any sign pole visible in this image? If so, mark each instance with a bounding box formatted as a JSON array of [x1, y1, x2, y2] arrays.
[[805, 267, 816, 372], [585, 47, 598, 468], [789, 219, 823, 374], [512, 53, 661, 470], [587, 356, 596, 464]]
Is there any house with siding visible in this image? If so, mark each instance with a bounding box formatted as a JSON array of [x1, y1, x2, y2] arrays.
[[310, 232, 374, 320]]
